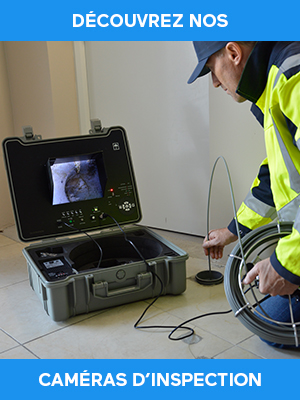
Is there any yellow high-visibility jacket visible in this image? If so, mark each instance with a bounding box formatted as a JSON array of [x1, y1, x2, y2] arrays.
[[227, 41, 300, 285]]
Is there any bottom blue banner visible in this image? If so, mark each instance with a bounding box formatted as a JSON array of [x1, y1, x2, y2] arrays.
[[0, 359, 297, 399]]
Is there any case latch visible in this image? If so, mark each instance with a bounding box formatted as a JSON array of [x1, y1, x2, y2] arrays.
[[89, 118, 102, 135], [22, 125, 42, 141]]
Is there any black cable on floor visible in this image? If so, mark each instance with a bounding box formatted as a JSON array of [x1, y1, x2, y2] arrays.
[[65, 214, 235, 342], [102, 213, 233, 341]]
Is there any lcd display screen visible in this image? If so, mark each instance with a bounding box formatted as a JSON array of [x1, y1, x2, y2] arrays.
[[48, 153, 107, 206]]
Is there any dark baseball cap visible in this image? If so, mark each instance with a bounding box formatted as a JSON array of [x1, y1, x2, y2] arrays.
[[188, 41, 229, 83]]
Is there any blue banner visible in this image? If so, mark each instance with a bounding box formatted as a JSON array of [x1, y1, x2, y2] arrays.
[[1, 359, 299, 399], [0, 0, 300, 40]]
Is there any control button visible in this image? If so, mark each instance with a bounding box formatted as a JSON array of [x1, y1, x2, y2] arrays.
[[57, 219, 63, 229], [122, 201, 131, 212], [118, 197, 136, 215], [56, 271, 68, 278], [91, 215, 96, 221]]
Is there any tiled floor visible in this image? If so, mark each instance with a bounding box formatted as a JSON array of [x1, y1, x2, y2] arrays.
[[0, 224, 299, 359]]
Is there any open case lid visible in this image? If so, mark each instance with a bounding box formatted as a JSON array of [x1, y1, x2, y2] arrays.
[[2, 122, 142, 242]]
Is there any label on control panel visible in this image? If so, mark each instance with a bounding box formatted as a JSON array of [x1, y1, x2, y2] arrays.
[[43, 259, 65, 269]]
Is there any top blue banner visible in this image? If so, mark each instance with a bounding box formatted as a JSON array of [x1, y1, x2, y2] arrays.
[[1, 0, 300, 41]]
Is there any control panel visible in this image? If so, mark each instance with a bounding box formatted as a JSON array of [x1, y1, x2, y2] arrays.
[[3, 126, 142, 241]]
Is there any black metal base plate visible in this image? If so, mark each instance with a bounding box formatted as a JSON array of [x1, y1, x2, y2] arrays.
[[195, 270, 224, 286]]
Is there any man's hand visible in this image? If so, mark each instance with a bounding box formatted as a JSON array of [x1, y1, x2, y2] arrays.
[[202, 228, 238, 259], [243, 258, 299, 297]]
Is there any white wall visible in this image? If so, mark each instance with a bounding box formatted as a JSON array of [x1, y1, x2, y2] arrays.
[[0, 42, 14, 229], [80, 41, 267, 237], [85, 41, 210, 235], [208, 79, 266, 232], [4, 42, 80, 139], [0, 41, 81, 230]]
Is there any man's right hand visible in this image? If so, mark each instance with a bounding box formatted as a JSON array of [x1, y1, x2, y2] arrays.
[[202, 228, 238, 259]]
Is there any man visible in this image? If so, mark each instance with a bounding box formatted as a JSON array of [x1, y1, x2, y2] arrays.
[[188, 41, 300, 346]]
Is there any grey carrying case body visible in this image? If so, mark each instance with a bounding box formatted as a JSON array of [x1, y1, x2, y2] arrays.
[[2, 122, 188, 321]]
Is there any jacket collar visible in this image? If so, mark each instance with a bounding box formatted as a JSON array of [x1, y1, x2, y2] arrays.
[[236, 42, 277, 103]]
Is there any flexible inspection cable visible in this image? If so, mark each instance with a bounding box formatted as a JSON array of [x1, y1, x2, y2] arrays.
[[204, 156, 300, 346], [224, 221, 300, 346]]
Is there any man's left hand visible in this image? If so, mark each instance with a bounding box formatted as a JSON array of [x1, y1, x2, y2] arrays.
[[243, 258, 299, 297]]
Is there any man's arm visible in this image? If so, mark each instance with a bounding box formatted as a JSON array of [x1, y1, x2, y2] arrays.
[[227, 158, 277, 237]]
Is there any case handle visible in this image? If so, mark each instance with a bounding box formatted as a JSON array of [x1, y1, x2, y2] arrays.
[[92, 272, 153, 298]]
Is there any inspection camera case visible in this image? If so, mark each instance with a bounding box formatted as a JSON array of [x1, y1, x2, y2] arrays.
[[2, 123, 188, 321]]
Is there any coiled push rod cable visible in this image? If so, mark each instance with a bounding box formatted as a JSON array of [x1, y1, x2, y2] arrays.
[[224, 221, 300, 347], [205, 157, 300, 347]]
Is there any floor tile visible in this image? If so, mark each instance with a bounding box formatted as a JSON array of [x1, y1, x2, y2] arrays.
[[1, 225, 21, 243], [239, 335, 300, 359], [152, 277, 252, 346], [0, 242, 29, 288], [25, 302, 197, 359], [0, 279, 105, 344], [0, 233, 17, 247], [0, 329, 19, 353], [0, 346, 38, 359], [2, 224, 300, 360], [214, 344, 263, 359], [183, 328, 233, 359]]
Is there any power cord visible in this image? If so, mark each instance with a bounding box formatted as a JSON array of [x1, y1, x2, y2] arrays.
[[63, 222, 103, 269], [64, 211, 234, 342], [101, 212, 233, 341]]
